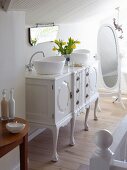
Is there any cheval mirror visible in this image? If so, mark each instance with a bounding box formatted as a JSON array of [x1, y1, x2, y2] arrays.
[[97, 24, 125, 109]]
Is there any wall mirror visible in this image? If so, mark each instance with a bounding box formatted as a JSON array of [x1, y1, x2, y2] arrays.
[[28, 25, 59, 46], [97, 24, 119, 89]]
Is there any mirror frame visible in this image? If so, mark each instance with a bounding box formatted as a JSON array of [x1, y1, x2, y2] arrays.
[[28, 25, 59, 46], [97, 24, 120, 90]]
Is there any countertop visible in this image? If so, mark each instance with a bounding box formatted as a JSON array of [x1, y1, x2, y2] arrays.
[[25, 60, 98, 80], [25, 66, 87, 80]]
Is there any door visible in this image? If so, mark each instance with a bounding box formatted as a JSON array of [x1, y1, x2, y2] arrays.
[[55, 75, 72, 123], [26, 78, 54, 124]]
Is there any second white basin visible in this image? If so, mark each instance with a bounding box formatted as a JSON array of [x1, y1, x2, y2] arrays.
[[71, 49, 90, 66], [33, 56, 65, 75]]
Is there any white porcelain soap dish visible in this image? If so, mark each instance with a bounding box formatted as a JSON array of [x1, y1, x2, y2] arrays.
[[6, 122, 25, 133]]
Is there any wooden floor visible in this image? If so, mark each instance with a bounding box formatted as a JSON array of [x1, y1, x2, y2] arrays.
[[28, 96, 127, 170]]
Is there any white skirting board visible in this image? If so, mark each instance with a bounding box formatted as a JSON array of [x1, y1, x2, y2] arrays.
[[28, 128, 46, 142], [98, 88, 127, 95], [13, 164, 20, 170]]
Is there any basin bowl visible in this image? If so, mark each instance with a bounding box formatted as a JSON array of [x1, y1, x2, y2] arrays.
[[33, 56, 65, 75], [6, 122, 25, 133], [71, 49, 90, 66]]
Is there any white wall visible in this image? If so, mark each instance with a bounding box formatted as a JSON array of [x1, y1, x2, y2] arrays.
[[25, 22, 85, 64], [0, 11, 25, 170]]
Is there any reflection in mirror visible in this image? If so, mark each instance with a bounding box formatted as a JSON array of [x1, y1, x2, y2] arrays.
[[28, 25, 59, 46], [97, 25, 118, 88]]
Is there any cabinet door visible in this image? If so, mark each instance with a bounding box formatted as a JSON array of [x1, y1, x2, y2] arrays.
[[89, 67, 97, 96], [55, 75, 72, 122], [26, 79, 54, 124]]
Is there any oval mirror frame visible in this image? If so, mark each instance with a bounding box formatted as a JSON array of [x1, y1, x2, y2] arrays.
[[97, 24, 120, 89]]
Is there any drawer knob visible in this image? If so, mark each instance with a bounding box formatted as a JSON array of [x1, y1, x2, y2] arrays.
[[86, 72, 89, 76], [76, 100, 79, 105], [70, 92, 73, 99], [86, 83, 89, 87], [86, 94, 89, 98], [76, 77, 80, 81], [76, 89, 79, 93]]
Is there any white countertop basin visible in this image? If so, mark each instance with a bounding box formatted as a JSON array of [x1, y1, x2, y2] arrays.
[[71, 49, 90, 66], [33, 56, 65, 75]]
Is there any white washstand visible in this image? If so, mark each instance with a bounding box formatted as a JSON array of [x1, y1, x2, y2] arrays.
[[26, 55, 99, 161]]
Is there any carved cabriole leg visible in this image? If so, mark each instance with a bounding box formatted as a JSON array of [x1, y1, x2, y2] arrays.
[[84, 106, 90, 131], [51, 125, 59, 162], [97, 103, 102, 112], [94, 98, 98, 121], [70, 115, 76, 146]]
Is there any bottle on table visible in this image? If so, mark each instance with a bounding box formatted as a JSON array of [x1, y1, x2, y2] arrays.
[[8, 88, 15, 119], [1, 89, 8, 120]]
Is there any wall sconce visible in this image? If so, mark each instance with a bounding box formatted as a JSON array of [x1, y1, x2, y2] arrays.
[[113, 7, 123, 39]]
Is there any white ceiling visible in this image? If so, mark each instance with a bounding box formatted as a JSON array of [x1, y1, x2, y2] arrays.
[[6, 0, 106, 24], [2, 0, 127, 25]]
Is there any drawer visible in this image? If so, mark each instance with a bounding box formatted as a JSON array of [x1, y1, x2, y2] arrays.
[[85, 68, 90, 84], [76, 72, 80, 81], [85, 68, 89, 76], [75, 89, 80, 106], [85, 82, 89, 88], [75, 73, 83, 111], [85, 86, 90, 102], [75, 72, 82, 90], [75, 74, 80, 88]]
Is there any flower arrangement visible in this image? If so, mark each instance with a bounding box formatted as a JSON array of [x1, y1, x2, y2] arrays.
[[52, 37, 80, 55]]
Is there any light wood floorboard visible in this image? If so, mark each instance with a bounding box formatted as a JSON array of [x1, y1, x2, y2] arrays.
[[29, 96, 127, 170]]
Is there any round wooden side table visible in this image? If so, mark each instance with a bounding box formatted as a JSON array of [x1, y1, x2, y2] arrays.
[[0, 117, 29, 170]]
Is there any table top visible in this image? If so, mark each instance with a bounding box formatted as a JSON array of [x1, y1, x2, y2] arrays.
[[0, 117, 29, 147]]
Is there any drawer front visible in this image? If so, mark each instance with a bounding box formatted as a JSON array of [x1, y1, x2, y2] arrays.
[[84, 67, 97, 102], [85, 67, 90, 85], [75, 72, 81, 89], [84, 68, 90, 102], [73, 71, 83, 112], [85, 87, 90, 102]]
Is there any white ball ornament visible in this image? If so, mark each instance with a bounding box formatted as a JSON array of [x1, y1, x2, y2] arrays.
[[95, 129, 113, 149]]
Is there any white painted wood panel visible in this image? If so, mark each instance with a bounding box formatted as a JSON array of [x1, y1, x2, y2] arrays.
[[55, 75, 72, 123], [4, 0, 120, 24], [26, 78, 55, 125]]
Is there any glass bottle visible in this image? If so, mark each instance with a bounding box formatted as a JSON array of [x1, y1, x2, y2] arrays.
[[1, 89, 8, 120], [8, 88, 15, 119]]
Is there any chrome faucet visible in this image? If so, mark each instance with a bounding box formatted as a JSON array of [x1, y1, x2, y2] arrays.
[[26, 51, 45, 71]]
